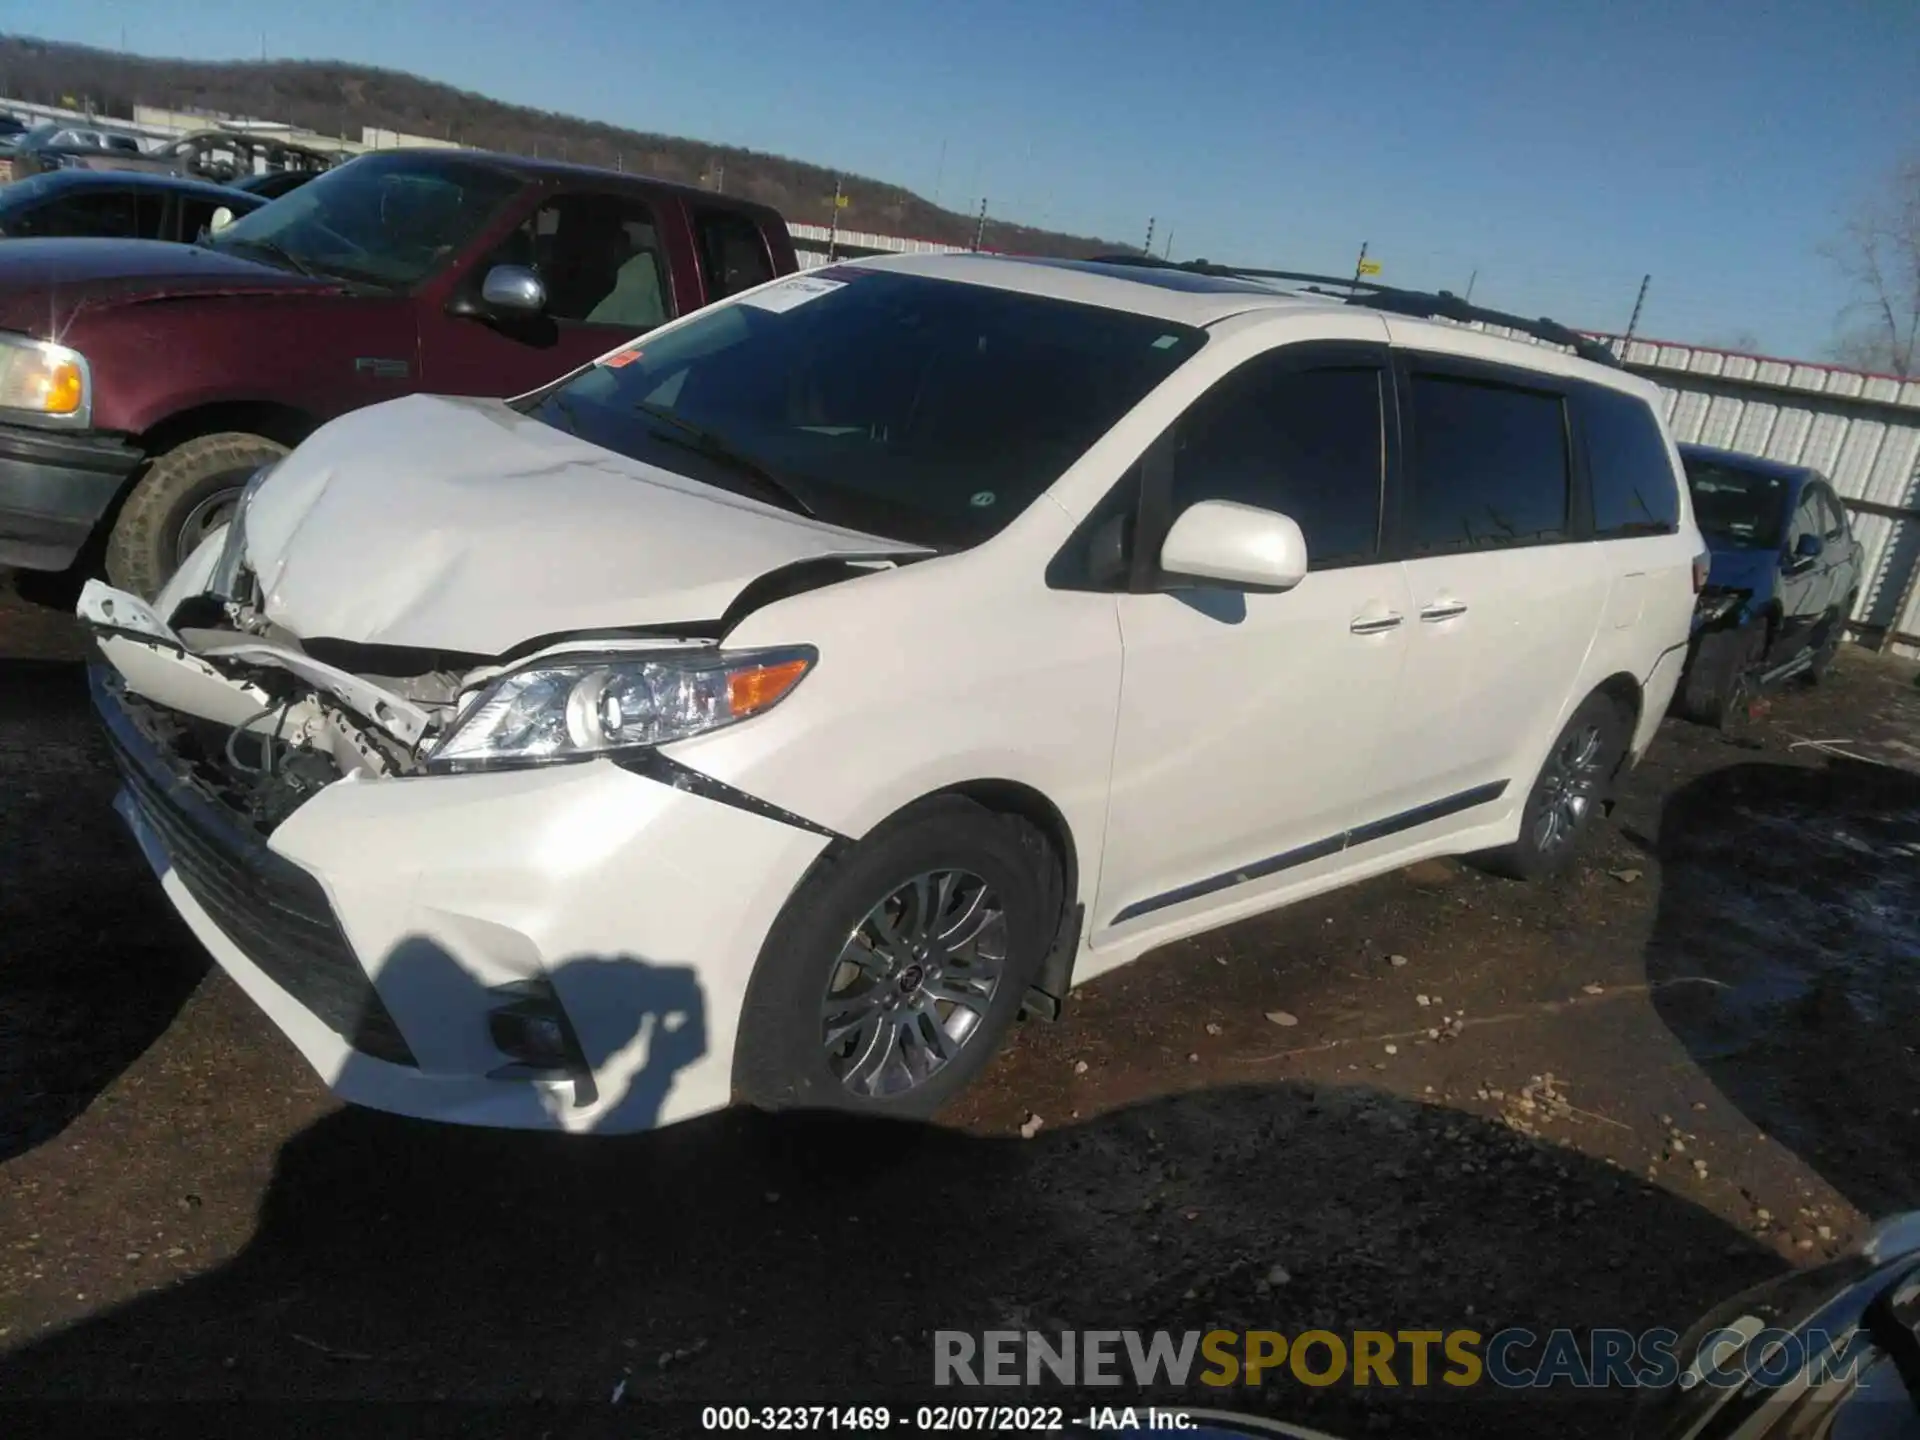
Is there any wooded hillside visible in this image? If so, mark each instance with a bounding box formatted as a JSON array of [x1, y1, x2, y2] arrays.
[[0, 34, 1125, 258]]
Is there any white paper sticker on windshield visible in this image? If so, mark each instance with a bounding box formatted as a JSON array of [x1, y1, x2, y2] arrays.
[[738, 275, 846, 313]]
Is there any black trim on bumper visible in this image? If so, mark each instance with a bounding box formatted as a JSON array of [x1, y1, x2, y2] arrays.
[[90, 665, 417, 1067], [1111, 780, 1510, 925], [0, 422, 141, 570], [613, 749, 850, 845]]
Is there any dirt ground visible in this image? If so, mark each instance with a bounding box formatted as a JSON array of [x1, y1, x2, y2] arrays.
[[1, 572, 1916, 1437]]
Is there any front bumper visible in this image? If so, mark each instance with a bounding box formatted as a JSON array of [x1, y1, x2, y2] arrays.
[[93, 665, 832, 1133], [0, 423, 141, 570]]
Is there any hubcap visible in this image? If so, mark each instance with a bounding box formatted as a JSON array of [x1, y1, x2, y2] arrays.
[[1531, 723, 1607, 854], [173, 485, 244, 569], [821, 868, 1008, 1099]]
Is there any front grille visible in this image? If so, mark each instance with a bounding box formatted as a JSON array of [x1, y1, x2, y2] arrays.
[[91, 667, 416, 1067]]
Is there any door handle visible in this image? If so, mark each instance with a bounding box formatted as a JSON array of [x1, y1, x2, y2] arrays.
[[1419, 601, 1469, 622], [1349, 612, 1404, 635]]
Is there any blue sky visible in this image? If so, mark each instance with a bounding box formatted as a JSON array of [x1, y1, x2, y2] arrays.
[[5, 0, 1915, 358]]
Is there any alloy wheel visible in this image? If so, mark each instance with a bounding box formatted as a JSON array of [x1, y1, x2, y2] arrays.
[[821, 868, 1008, 1099], [1530, 722, 1608, 854]]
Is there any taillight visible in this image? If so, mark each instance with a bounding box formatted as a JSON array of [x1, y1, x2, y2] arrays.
[[1692, 549, 1711, 593]]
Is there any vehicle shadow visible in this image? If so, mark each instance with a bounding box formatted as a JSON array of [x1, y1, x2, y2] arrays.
[[0, 658, 208, 1163], [1645, 754, 1920, 1217], [0, 1077, 1778, 1439]]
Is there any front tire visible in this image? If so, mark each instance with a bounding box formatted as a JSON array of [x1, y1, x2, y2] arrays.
[[734, 797, 1054, 1119], [105, 432, 288, 598], [1679, 623, 1763, 730], [1482, 691, 1629, 881]]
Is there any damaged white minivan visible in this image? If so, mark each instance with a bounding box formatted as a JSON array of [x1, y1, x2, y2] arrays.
[[83, 253, 1700, 1132]]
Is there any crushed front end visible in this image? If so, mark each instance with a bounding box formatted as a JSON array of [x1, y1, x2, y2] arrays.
[[80, 534, 832, 1133]]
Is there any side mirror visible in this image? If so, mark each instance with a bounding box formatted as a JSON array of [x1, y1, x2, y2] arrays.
[[480, 264, 547, 315], [208, 206, 235, 233], [1159, 499, 1309, 592], [1794, 532, 1825, 561]]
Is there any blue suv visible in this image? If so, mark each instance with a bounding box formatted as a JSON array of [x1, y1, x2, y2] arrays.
[[1675, 444, 1863, 727]]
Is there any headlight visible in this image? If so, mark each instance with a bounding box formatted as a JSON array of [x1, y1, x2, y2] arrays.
[[0, 333, 90, 427], [428, 646, 817, 771]]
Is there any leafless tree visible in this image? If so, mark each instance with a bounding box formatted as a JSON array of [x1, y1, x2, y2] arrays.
[[1822, 154, 1920, 377]]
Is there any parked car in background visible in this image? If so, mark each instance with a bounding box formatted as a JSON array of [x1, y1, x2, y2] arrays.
[[228, 168, 318, 201], [147, 128, 343, 186], [1676, 443, 1864, 727], [0, 147, 797, 593], [5, 122, 155, 180], [0, 170, 265, 243], [79, 255, 1700, 1133]]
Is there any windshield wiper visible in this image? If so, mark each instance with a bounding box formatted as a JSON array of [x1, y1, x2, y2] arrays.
[[630, 402, 815, 517]]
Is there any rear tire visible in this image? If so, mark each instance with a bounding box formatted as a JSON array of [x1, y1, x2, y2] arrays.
[[105, 432, 288, 599], [734, 797, 1055, 1119], [1803, 594, 1854, 685], [1480, 691, 1629, 882]]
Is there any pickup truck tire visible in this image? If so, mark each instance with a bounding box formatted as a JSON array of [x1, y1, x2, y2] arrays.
[[106, 432, 288, 598]]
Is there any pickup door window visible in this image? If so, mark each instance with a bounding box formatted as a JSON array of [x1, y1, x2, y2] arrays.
[[422, 191, 677, 398]]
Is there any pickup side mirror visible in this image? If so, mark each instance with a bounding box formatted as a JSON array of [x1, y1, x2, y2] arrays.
[[1793, 531, 1825, 562], [447, 264, 548, 320], [1159, 499, 1309, 592]]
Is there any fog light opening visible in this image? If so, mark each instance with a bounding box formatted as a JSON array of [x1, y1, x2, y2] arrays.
[[486, 980, 598, 1107]]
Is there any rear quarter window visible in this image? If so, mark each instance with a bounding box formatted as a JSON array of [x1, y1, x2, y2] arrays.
[[1579, 385, 1681, 538]]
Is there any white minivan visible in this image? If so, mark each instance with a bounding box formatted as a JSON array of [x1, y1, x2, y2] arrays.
[[81, 254, 1702, 1132]]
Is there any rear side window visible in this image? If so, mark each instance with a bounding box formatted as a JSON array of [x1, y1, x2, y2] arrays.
[[1172, 357, 1385, 567], [1816, 486, 1849, 540], [694, 209, 776, 299], [1407, 373, 1569, 553], [1581, 385, 1681, 537], [11, 190, 138, 238]]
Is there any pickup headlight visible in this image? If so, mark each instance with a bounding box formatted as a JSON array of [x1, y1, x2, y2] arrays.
[[0, 334, 90, 427], [428, 645, 817, 771]]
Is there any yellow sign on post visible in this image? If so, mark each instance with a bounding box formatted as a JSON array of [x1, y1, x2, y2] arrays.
[[1357, 259, 1382, 277]]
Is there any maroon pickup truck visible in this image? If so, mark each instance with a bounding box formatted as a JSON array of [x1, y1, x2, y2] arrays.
[[0, 147, 797, 593]]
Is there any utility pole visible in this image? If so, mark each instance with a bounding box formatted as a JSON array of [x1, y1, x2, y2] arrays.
[[827, 176, 846, 260], [932, 137, 947, 211], [1464, 268, 1478, 303], [1142, 217, 1155, 257], [972, 196, 989, 252], [713, 160, 724, 193], [1620, 273, 1651, 360], [1162, 227, 1175, 260], [1352, 240, 1369, 286]]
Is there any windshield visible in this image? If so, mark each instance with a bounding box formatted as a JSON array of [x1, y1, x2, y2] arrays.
[[523, 268, 1206, 549], [1684, 459, 1790, 550], [204, 152, 522, 289]]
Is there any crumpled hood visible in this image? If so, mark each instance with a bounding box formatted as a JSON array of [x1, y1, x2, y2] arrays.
[[243, 394, 927, 655], [0, 238, 325, 336]]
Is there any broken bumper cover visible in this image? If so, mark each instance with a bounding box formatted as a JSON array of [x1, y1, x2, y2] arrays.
[[0, 424, 140, 571], [93, 665, 832, 1133]]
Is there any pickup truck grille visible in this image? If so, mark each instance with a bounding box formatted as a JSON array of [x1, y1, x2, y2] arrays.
[[91, 667, 416, 1067]]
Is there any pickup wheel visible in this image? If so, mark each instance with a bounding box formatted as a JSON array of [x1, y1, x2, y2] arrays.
[[105, 432, 289, 598]]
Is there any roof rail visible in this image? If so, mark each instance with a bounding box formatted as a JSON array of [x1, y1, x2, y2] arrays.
[[1086, 254, 1620, 368]]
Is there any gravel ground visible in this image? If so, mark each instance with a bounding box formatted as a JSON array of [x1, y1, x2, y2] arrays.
[[1, 575, 1916, 1437]]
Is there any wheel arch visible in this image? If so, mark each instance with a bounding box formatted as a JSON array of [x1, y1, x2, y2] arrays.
[[136, 398, 320, 460], [921, 779, 1082, 1017]]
